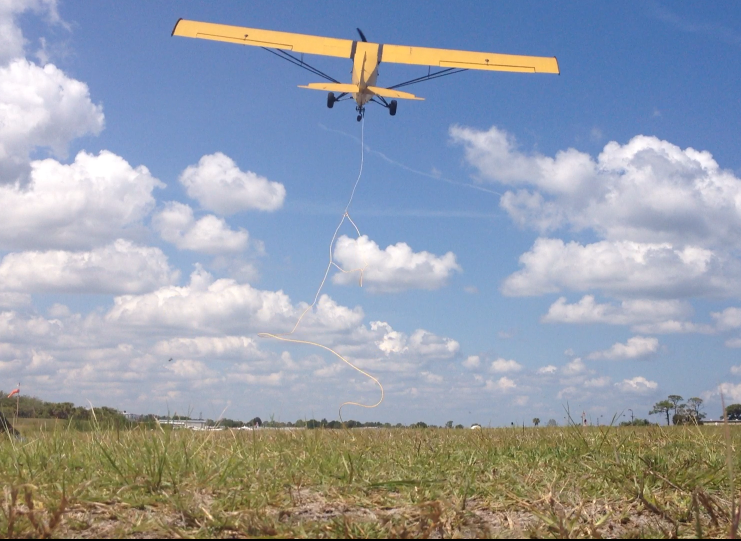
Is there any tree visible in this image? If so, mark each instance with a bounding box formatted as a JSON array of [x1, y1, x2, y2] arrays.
[[667, 395, 684, 422], [725, 404, 741, 421], [546, 419, 558, 427], [445, 421, 454, 429], [533, 418, 541, 427], [686, 398, 706, 423], [650, 400, 674, 426], [620, 418, 651, 427]]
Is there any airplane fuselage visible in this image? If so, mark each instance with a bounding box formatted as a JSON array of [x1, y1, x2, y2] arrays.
[[351, 41, 381, 106]]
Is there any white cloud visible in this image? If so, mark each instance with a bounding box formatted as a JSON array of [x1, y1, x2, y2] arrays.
[[154, 336, 262, 360], [463, 355, 481, 369], [615, 376, 658, 394], [485, 376, 517, 392], [0, 240, 177, 294], [502, 238, 733, 298], [584, 376, 611, 388], [371, 322, 459, 360], [332, 235, 461, 293], [0, 292, 30, 308], [167, 359, 214, 379], [543, 295, 692, 326], [451, 126, 741, 249], [490, 358, 522, 373], [562, 358, 587, 376], [179, 152, 285, 214], [718, 382, 741, 402], [731, 365, 741, 375], [712, 307, 741, 331], [588, 336, 659, 360], [106, 266, 314, 334], [0, 150, 162, 250], [152, 201, 249, 254], [420, 371, 444, 384], [231, 371, 285, 386], [0, 59, 104, 182], [0, 0, 61, 65], [536, 365, 557, 375], [726, 339, 741, 349]]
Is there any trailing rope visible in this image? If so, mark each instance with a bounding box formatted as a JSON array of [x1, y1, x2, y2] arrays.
[[259, 117, 383, 420]]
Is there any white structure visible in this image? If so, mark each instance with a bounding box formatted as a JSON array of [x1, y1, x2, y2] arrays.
[[157, 419, 208, 430]]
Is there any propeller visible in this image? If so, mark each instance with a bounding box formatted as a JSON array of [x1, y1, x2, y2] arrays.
[[356, 28, 367, 42]]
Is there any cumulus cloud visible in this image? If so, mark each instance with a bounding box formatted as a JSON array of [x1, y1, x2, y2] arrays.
[[0, 59, 104, 182], [452, 126, 741, 249], [713, 307, 741, 331], [332, 235, 461, 293], [717, 382, 741, 402], [371, 321, 460, 360], [106, 266, 316, 334], [544, 295, 713, 334], [584, 376, 611, 388], [615, 376, 658, 394], [537, 365, 557, 375], [154, 336, 262, 360], [562, 358, 587, 376], [0, 0, 61, 65], [490, 358, 522, 373], [543, 295, 691, 325], [0, 150, 162, 250], [179, 153, 285, 214], [502, 238, 735, 298], [726, 339, 741, 349], [463, 355, 481, 368], [152, 202, 249, 254], [0, 292, 31, 308], [0, 240, 177, 294], [486, 376, 517, 392], [588, 336, 659, 360]]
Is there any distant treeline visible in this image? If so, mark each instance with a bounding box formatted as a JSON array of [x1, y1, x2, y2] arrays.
[[0, 392, 127, 422], [0, 392, 497, 430]]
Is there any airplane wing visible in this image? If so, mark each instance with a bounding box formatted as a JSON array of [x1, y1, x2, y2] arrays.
[[381, 43, 559, 74], [172, 19, 354, 58]]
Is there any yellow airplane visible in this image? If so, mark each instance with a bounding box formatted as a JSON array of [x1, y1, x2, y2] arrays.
[[172, 19, 559, 121]]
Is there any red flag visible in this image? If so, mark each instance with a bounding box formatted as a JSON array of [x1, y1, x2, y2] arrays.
[[7, 389, 19, 398]]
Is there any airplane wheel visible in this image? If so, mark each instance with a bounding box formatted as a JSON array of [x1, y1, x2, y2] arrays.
[[327, 92, 336, 109], [356, 114, 362, 122], [389, 100, 397, 116]]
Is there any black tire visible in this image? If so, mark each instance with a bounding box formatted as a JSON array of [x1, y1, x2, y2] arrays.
[[327, 92, 335, 109], [389, 100, 398, 116]]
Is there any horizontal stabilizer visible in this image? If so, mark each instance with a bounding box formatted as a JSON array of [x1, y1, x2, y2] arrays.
[[298, 83, 359, 93], [367, 86, 424, 101]]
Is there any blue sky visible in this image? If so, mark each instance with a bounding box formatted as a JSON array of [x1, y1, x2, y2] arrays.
[[2, 1, 741, 426]]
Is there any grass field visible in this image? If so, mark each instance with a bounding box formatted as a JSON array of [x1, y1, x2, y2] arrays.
[[1, 422, 740, 538]]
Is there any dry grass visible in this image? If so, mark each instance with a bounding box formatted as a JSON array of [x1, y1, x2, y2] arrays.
[[1, 423, 740, 538]]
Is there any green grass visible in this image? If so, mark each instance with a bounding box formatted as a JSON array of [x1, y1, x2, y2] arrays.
[[1, 424, 740, 538]]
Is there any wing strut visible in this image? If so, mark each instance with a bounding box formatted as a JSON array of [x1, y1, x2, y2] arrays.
[[260, 47, 341, 83], [388, 67, 468, 90]]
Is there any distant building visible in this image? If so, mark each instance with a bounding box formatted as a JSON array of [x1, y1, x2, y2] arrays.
[[121, 411, 142, 422], [157, 419, 208, 430]]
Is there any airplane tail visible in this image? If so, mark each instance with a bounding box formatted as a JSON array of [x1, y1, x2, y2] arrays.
[[367, 86, 424, 101], [299, 83, 423, 100], [298, 83, 359, 93]]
